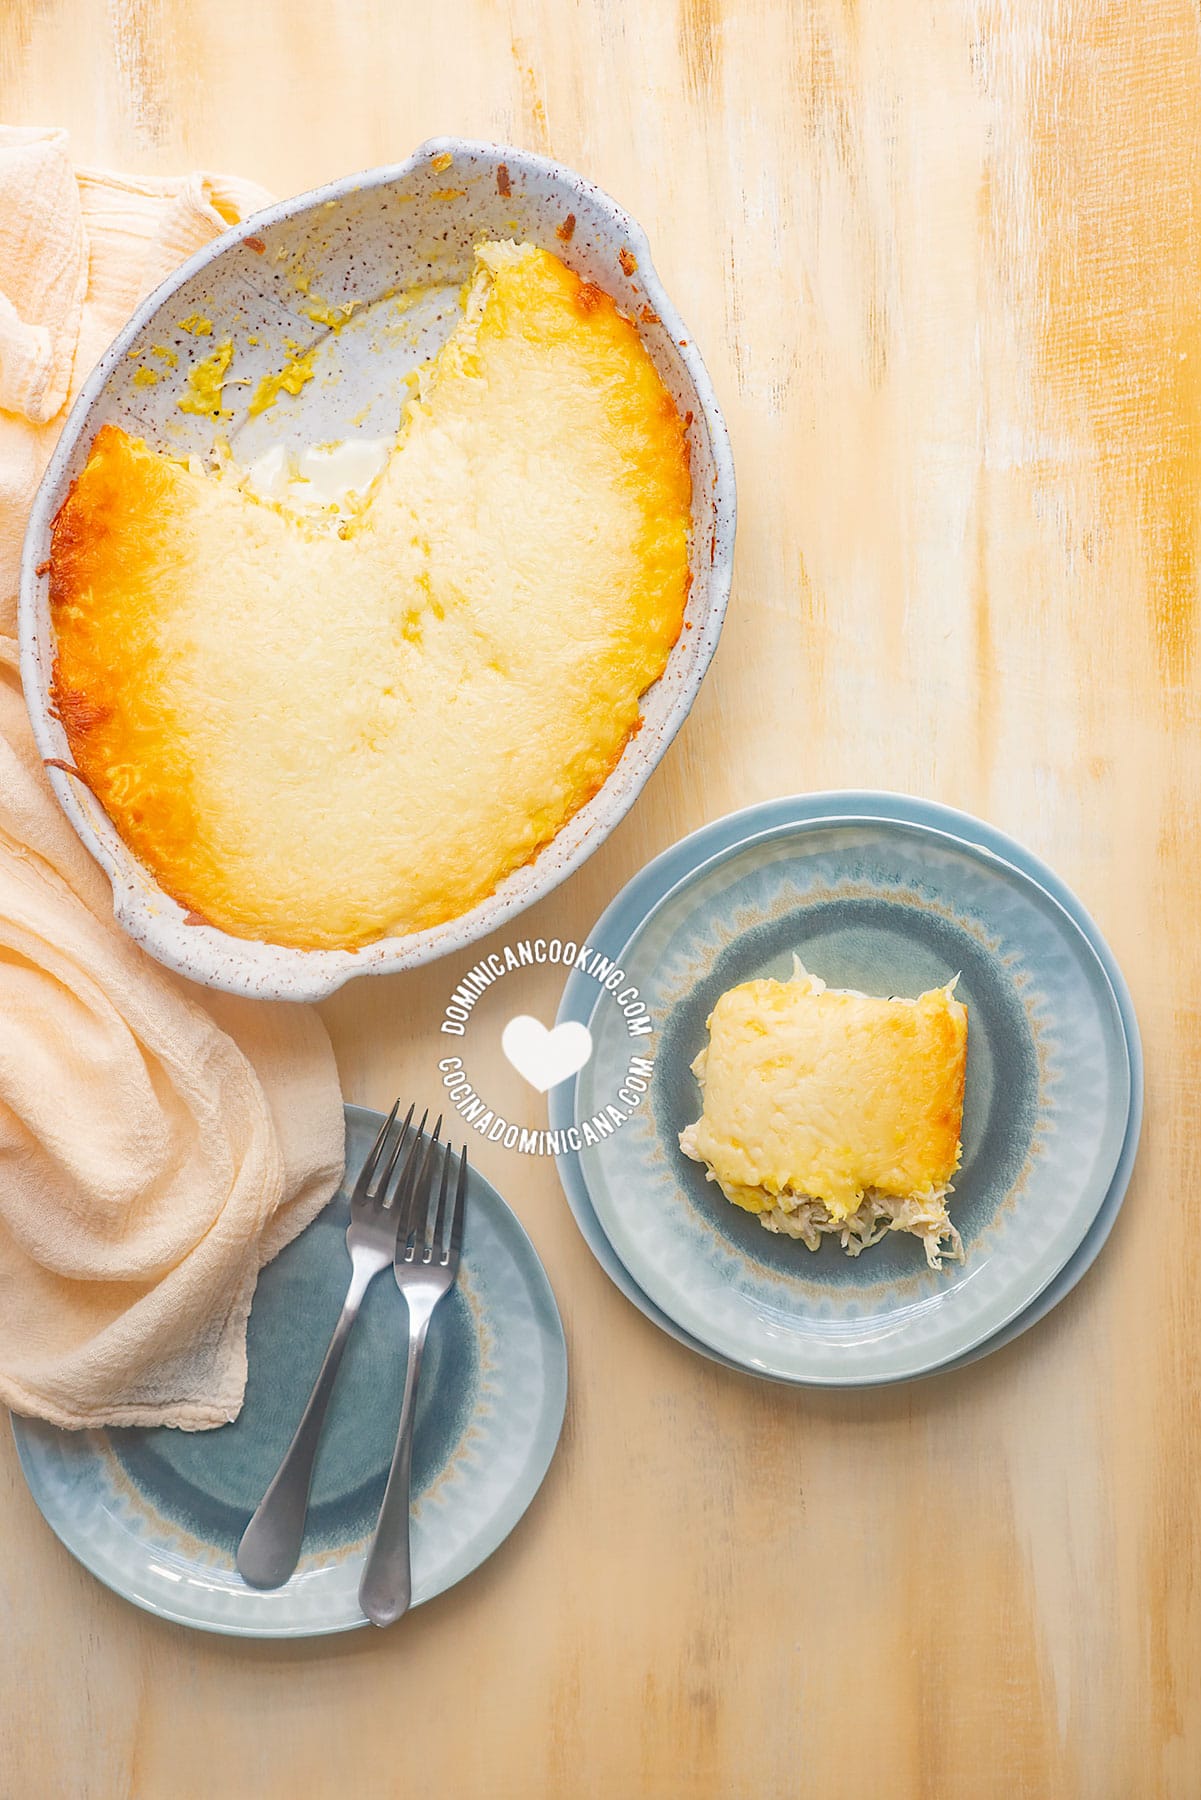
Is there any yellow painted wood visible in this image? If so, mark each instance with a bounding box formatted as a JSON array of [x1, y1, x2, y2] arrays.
[[1, 1, 1197, 1793]]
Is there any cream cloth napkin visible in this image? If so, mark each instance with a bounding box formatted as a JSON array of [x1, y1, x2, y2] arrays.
[[0, 127, 346, 1431]]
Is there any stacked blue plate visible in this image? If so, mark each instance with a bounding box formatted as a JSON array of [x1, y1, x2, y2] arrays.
[[12, 1107, 567, 1635], [550, 793, 1142, 1386]]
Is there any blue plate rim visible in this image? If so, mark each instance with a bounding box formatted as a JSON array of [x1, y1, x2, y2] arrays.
[[551, 791, 1143, 1386], [9, 1103, 569, 1638]]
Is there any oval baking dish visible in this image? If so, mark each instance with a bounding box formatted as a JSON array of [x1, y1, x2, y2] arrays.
[[19, 139, 735, 1001]]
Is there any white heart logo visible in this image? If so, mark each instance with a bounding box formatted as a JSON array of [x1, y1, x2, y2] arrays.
[[501, 1015, 593, 1093]]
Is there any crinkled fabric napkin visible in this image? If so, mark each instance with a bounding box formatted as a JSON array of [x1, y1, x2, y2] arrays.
[[0, 126, 346, 1431]]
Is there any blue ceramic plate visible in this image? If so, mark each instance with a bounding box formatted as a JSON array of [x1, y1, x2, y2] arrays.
[[552, 795, 1141, 1385], [11, 1105, 567, 1636]]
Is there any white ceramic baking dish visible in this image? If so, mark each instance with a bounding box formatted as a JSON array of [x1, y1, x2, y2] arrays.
[[19, 139, 735, 1001]]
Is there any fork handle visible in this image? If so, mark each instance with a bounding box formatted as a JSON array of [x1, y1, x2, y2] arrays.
[[359, 1305, 433, 1626], [236, 1263, 373, 1590]]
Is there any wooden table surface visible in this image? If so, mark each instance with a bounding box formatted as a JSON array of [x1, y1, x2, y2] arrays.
[[2, 1, 1198, 1795]]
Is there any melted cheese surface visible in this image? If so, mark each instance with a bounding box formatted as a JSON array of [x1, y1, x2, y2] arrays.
[[50, 242, 691, 950], [681, 963, 968, 1220]]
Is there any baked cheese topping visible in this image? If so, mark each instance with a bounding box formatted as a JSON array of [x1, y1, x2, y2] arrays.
[[679, 960, 968, 1266], [49, 241, 691, 951]]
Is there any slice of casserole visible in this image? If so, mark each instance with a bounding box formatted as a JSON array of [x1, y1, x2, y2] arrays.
[[679, 959, 968, 1268], [49, 241, 691, 951]]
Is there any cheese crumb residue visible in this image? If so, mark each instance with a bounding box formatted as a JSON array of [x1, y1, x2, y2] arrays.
[[302, 296, 359, 330], [177, 314, 213, 335], [177, 341, 235, 417], [132, 366, 159, 387], [151, 345, 179, 368], [248, 348, 318, 418]]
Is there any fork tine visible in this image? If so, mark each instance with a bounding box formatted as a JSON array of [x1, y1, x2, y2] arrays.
[[447, 1144, 468, 1269], [416, 1126, 448, 1263], [388, 1108, 427, 1213], [386, 1107, 429, 1242], [372, 1102, 414, 1206], [398, 1114, 442, 1257], [427, 1140, 454, 1262], [350, 1099, 399, 1205]]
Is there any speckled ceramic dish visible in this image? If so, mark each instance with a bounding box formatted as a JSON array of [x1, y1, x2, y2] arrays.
[[19, 139, 735, 1001], [10, 1105, 567, 1637], [552, 796, 1139, 1386]]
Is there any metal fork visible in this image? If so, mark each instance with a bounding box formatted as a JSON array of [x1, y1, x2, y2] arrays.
[[236, 1101, 422, 1590], [359, 1125, 468, 1627]]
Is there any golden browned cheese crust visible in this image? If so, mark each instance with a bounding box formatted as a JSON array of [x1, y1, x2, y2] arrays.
[[49, 242, 692, 950]]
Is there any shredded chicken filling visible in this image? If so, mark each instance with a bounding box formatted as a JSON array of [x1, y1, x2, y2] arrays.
[[751, 1184, 964, 1270]]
